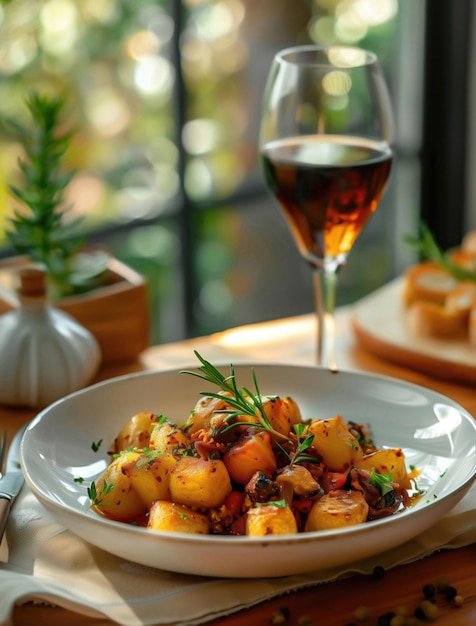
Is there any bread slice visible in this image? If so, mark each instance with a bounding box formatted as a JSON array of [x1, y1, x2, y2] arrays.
[[407, 300, 468, 339], [402, 262, 459, 307]]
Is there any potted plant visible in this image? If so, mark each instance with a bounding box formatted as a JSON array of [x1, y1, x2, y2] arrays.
[[0, 91, 150, 363]]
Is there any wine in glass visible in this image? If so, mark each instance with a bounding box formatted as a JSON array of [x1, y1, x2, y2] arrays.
[[259, 45, 394, 369]]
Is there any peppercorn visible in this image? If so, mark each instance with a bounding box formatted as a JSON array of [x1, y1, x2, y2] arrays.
[[414, 606, 425, 620], [422, 583, 436, 599], [444, 585, 458, 601], [377, 611, 396, 626], [421, 599, 439, 620], [373, 565, 385, 580], [354, 605, 371, 621], [269, 607, 290, 624]]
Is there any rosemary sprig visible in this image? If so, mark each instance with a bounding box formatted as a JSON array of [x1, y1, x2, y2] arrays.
[[181, 351, 288, 440], [405, 223, 476, 283]]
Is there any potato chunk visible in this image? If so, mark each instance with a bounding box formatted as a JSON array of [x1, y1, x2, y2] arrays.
[[114, 411, 159, 452], [262, 396, 302, 436], [305, 490, 369, 531], [308, 415, 363, 472], [354, 448, 412, 490], [148, 500, 210, 534], [183, 394, 232, 434], [93, 450, 177, 521], [123, 451, 177, 505], [93, 451, 145, 521], [149, 421, 190, 454], [246, 503, 298, 536], [169, 456, 232, 509], [223, 430, 277, 484]]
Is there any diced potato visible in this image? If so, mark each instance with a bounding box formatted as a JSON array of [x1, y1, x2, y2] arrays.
[[148, 500, 210, 534], [183, 394, 232, 434], [114, 411, 159, 452], [304, 490, 369, 531], [123, 452, 177, 505], [261, 396, 302, 436], [223, 430, 277, 484], [149, 421, 190, 454], [246, 503, 298, 536], [354, 448, 412, 491], [308, 415, 363, 472], [169, 456, 232, 508], [93, 451, 145, 521]]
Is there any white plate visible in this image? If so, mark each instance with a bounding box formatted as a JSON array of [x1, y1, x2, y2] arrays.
[[21, 363, 476, 578]]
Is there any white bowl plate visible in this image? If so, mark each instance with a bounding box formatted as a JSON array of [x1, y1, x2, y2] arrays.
[[21, 364, 476, 578]]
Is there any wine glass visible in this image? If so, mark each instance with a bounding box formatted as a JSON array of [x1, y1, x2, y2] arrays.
[[259, 45, 394, 370]]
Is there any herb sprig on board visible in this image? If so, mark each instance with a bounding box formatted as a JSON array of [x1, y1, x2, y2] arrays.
[[405, 223, 476, 283]]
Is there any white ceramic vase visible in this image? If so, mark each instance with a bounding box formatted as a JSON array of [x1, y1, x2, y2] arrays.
[[0, 268, 102, 408]]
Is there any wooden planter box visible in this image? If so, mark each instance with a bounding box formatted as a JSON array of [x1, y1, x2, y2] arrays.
[[0, 256, 150, 364]]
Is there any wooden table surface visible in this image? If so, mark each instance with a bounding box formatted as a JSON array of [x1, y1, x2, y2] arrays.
[[2, 307, 476, 626]]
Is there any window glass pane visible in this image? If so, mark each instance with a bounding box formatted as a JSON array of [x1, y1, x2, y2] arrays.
[[0, 0, 178, 244], [0, 0, 423, 344]]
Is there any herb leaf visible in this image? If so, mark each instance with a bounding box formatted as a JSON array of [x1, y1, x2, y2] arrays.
[[88, 479, 114, 506], [405, 223, 476, 283], [91, 438, 103, 453], [254, 499, 287, 509], [368, 468, 394, 495]]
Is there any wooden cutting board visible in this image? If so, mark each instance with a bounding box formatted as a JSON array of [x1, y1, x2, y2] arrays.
[[351, 278, 476, 386]]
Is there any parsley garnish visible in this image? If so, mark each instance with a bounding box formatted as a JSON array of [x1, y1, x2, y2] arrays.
[[91, 439, 103, 453], [88, 479, 114, 506], [368, 468, 394, 495], [254, 499, 287, 509], [276, 423, 317, 465]]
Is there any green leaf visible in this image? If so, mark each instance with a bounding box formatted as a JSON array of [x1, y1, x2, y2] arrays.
[[368, 467, 394, 495], [405, 223, 476, 284], [254, 499, 287, 509]]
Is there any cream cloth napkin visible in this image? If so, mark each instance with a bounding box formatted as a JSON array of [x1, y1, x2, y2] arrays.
[[1, 310, 475, 626], [1, 482, 475, 626]]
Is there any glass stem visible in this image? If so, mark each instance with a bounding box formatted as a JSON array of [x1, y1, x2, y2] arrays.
[[313, 267, 338, 371]]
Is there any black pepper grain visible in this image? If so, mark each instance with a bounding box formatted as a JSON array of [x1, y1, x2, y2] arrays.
[[444, 585, 458, 601], [422, 583, 436, 599]]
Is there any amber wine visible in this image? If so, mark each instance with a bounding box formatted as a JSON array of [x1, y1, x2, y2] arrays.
[[261, 135, 393, 267]]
